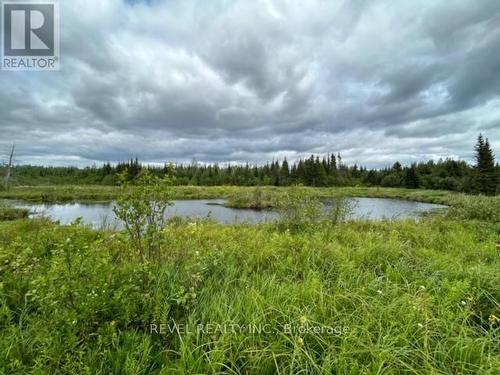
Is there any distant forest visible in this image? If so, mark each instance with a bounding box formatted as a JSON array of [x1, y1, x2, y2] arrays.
[[2, 135, 499, 195]]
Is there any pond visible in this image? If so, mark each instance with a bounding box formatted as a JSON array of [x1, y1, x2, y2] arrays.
[[10, 198, 447, 228]]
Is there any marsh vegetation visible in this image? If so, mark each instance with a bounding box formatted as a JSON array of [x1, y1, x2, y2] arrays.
[[0, 181, 499, 374]]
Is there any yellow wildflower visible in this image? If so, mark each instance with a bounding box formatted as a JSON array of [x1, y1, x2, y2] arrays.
[[489, 315, 500, 324]]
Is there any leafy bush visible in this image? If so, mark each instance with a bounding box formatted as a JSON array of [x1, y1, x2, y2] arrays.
[[113, 170, 174, 263], [323, 197, 354, 224], [276, 189, 324, 232], [225, 186, 275, 208], [380, 173, 402, 187], [276, 189, 353, 233]]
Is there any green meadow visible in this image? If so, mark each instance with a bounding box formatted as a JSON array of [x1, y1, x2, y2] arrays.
[[0, 187, 499, 374]]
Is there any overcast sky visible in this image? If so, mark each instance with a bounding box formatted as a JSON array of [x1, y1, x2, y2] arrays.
[[1, 0, 499, 168]]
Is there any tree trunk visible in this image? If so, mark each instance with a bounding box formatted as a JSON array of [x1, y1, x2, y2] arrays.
[[3, 145, 14, 190]]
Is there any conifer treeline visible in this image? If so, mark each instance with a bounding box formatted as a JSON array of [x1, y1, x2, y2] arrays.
[[2, 136, 499, 195]]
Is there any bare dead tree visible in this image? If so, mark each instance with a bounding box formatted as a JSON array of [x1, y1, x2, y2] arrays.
[[2, 145, 15, 190]]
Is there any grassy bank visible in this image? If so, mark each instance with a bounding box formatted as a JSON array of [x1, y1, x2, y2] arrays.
[[0, 185, 457, 205], [0, 185, 239, 202], [223, 186, 457, 208], [0, 194, 499, 373], [0, 203, 29, 221]]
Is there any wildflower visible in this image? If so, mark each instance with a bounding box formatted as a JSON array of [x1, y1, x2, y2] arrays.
[[297, 337, 304, 346], [195, 251, 200, 256], [460, 300, 467, 306], [417, 323, 424, 329], [299, 316, 308, 325], [377, 290, 383, 294], [489, 315, 500, 324]]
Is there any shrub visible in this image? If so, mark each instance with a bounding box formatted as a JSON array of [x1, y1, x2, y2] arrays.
[[226, 186, 275, 209], [276, 188, 323, 233], [113, 170, 174, 263], [276, 189, 353, 233], [324, 197, 354, 224], [380, 174, 402, 187]]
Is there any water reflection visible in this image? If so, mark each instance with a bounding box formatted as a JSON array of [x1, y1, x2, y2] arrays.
[[11, 198, 447, 228]]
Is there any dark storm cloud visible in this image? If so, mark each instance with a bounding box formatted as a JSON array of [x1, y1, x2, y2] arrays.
[[448, 27, 500, 108], [0, 0, 499, 167]]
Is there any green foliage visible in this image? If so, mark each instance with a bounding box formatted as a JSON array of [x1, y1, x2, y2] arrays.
[[3, 135, 498, 195], [276, 188, 324, 233], [324, 197, 354, 224], [0, 204, 499, 373], [404, 163, 420, 189], [0, 185, 460, 208], [276, 188, 353, 233], [113, 170, 174, 263], [380, 173, 402, 187], [474, 134, 498, 195], [0, 203, 29, 221], [446, 194, 500, 222], [225, 186, 276, 209]]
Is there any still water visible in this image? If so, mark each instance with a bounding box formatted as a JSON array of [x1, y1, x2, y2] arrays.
[[11, 198, 447, 228]]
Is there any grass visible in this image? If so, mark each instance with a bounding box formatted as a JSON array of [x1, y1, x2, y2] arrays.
[[0, 185, 457, 205], [0, 191, 499, 373], [445, 194, 500, 222], [0, 203, 29, 221], [0, 185, 123, 203], [223, 186, 456, 209]]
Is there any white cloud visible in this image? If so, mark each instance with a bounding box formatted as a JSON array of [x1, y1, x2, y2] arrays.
[[0, 0, 499, 167]]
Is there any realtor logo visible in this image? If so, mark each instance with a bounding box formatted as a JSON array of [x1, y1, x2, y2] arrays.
[[2, 1, 59, 70]]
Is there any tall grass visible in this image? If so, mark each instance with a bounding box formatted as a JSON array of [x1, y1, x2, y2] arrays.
[[0, 203, 29, 221], [445, 194, 500, 222], [0, 201, 499, 373]]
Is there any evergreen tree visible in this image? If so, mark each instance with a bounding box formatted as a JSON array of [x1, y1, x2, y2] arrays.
[[271, 160, 281, 186], [474, 134, 497, 195], [392, 162, 402, 173], [404, 164, 420, 189], [315, 156, 328, 186], [7, 146, 495, 192], [330, 154, 337, 171], [280, 159, 289, 186]]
